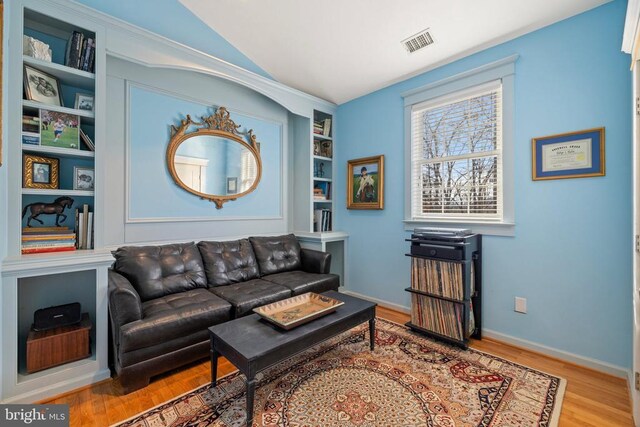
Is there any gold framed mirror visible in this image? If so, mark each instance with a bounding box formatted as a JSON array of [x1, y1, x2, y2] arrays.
[[166, 107, 262, 209]]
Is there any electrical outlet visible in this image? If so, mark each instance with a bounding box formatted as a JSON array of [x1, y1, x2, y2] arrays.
[[514, 297, 527, 314]]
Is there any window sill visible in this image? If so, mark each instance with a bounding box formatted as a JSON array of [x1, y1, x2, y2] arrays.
[[403, 219, 515, 237]]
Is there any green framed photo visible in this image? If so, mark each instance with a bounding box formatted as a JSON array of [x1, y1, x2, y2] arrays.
[[40, 109, 80, 149]]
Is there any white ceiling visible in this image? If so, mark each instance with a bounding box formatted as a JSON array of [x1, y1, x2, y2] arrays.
[[180, 0, 610, 104]]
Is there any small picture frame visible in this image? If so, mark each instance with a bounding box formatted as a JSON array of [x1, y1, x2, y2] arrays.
[[73, 167, 94, 191], [40, 109, 80, 149], [227, 177, 238, 194], [23, 64, 63, 107], [74, 93, 94, 111], [23, 154, 59, 189], [347, 155, 384, 210], [532, 127, 605, 180]]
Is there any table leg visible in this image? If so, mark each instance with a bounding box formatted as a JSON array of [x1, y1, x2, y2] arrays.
[[246, 377, 256, 427], [369, 317, 376, 351], [210, 343, 218, 386]]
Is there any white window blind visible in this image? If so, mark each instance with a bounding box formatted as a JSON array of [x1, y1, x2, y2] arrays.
[[410, 80, 503, 221], [240, 149, 257, 192]]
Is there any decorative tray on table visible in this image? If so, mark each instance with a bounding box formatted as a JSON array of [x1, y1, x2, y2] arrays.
[[253, 292, 344, 330]]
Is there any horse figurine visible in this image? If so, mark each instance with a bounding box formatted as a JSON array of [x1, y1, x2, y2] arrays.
[[21, 196, 74, 227]]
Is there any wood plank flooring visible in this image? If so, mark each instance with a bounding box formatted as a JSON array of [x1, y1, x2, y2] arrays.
[[42, 305, 633, 426]]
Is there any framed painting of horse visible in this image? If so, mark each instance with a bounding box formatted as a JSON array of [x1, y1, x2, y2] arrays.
[[23, 153, 59, 189], [347, 155, 384, 210]]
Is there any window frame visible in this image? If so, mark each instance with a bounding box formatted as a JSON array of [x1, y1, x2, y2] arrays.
[[402, 55, 518, 236]]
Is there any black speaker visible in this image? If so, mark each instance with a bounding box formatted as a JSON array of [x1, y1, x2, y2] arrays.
[[33, 302, 82, 331]]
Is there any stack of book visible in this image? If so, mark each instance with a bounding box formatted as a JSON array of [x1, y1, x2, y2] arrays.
[[65, 31, 95, 73], [314, 209, 332, 232], [313, 182, 331, 200], [22, 115, 40, 133], [313, 118, 331, 137], [75, 204, 94, 249], [21, 227, 76, 254]]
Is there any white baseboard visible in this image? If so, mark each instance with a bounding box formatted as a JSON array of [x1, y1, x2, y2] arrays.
[[481, 329, 628, 379], [1, 369, 111, 404], [340, 290, 628, 379], [340, 290, 411, 314]]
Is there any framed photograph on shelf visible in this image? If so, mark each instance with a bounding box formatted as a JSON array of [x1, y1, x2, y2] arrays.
[[532, 127, 605, 180], [347, 155, 384, 210], [23, 64, 62, 106], [40, 109, 80, 149], [23, 153, 59, 189], [73, 167, 94, 190], [74, 93, 94, 111], [227, 177, 238, 194]]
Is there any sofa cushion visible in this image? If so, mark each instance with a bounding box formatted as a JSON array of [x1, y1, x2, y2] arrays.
[[112, 242, 207, 302], [209, 279, 291, 318], [119, 288, 231, 354], [262, 271, 340, 295], [197, 239, 259, 287], [249, 234, 302, 276]]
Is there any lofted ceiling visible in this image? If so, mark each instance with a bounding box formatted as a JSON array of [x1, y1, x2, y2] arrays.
[[179, 0, 610, 104]]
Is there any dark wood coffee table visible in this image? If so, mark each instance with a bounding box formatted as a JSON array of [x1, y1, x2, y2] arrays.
[[209, 291, 376, 427]]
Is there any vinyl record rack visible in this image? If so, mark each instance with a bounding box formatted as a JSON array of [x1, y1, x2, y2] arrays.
[[405, 229, 482, 348]]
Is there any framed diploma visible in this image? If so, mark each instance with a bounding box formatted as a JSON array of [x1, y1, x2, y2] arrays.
[[532, 128, 605, 180]]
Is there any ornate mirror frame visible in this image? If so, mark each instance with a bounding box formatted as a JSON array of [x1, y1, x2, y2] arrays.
[[166, 106, 262, 209]]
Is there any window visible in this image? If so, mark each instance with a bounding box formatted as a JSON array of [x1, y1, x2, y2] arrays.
[[240, 149, 257, 192], [402, 55, 516, 234], [410, 81, 502, 221]]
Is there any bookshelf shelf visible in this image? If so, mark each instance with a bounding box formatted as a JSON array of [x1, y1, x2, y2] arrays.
[[22, 144, 95, 159], [23, 100, 95, 122], [313, 155, 332, 162], [23, 55, 95, 90], [405, 232, 482, 349], [313, 134, 332, 142], [313, 177, 332, 182], [22, 188, 95, 197]]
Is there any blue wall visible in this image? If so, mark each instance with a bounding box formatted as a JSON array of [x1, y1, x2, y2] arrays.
[[129, 86, 281, 220], [336, 0, 632, 368], [75, 0, 271, 79]]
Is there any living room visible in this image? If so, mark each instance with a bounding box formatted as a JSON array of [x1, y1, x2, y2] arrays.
[[0, 0, 637, 425]]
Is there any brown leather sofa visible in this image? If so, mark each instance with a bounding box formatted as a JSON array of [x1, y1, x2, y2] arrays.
[[107, 234, 339, 393]]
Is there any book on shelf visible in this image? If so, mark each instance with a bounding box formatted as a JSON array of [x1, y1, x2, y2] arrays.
[[65, 31, 95, 72], [313, 119, 332, 137], [75, 205, 94, 249], [314, 209, 332, 232], [22, 115, 40, 133], [22, 132, 40, 145], [21, 226, 76, 254], [313, 182, 331, 200]]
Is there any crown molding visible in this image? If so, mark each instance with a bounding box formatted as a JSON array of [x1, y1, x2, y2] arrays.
[[623, 0, 640, 53]]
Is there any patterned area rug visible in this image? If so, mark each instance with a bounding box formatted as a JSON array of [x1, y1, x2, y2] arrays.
[[115, 319, 565, 427]]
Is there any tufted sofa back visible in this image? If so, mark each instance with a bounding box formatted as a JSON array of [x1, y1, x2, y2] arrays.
[[197, 239, 260, 286], [112, 242, 208, 302], [249, 234, 302, 275]]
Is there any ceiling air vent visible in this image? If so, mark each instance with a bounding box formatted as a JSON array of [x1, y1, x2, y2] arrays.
[[402, 29, 434, 53]]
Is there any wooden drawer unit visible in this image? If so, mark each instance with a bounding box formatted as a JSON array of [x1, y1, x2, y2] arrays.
[[26, 313, 92, 373]]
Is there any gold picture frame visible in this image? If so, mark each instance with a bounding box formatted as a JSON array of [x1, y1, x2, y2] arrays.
[[23, 154, 59, 189], [347, 155, 384, 210], [532, 127, 605, 181]]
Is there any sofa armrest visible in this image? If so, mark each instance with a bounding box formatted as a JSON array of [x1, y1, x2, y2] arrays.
[[108, 270, 143, 326], [300, 248, 332, 274]]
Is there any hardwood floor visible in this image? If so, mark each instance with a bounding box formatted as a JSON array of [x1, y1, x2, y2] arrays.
[[42, 306, 633, 426]]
